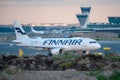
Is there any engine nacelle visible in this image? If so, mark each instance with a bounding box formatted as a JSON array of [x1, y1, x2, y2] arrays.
[[50, 48, 63, 55]]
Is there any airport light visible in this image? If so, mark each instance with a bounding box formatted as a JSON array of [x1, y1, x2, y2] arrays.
[[103, 47, 111, 51]]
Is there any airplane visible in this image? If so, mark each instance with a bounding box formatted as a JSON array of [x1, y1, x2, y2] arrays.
[[31, 26, 63, 35], [31, 27, 44, 34], [12, 21, 101, 56]]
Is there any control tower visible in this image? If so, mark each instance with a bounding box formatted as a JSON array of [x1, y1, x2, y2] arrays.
[[76, 7, 91, 28]]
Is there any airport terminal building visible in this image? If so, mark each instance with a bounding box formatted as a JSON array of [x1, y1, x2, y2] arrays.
[[87, 17, 120, 28], [74, 7, 120, 33]]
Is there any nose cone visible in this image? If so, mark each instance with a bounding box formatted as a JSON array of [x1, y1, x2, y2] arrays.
[[96, 43, 101, 49]]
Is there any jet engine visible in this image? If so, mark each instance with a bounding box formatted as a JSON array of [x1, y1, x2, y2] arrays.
[[50, 48, 63, 55]]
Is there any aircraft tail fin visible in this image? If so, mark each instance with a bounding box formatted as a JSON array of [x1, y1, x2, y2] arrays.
[[31, 26, 44, 34], [31, 27, 36, 32], [13, 21, 30, 39], [31, 27, 33, 30]]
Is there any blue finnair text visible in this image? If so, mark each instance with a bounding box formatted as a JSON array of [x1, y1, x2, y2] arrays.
[[43, 39, 82, 45]]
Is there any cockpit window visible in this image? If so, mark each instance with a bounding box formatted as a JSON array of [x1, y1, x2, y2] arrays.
[[89, 41, 97, 44]]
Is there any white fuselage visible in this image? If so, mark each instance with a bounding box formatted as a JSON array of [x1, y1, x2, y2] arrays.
[[13, 37, 101, 51]]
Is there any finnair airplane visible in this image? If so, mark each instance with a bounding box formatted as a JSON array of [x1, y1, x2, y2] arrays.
[[31, 27, 44, 34], [12, 21, 101, 56]]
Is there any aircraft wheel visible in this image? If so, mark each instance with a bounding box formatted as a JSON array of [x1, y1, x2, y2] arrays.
[[82, 51, 86, 54], [48, 53, 53, 56], [59, 49, 63, 55], [82, 50, 89, 55]]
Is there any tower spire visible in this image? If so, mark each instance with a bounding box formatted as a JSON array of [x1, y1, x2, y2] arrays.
[[76, 7, 91, 28]]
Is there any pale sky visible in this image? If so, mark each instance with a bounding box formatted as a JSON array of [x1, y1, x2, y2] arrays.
[[0, 0, 120, 24]]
